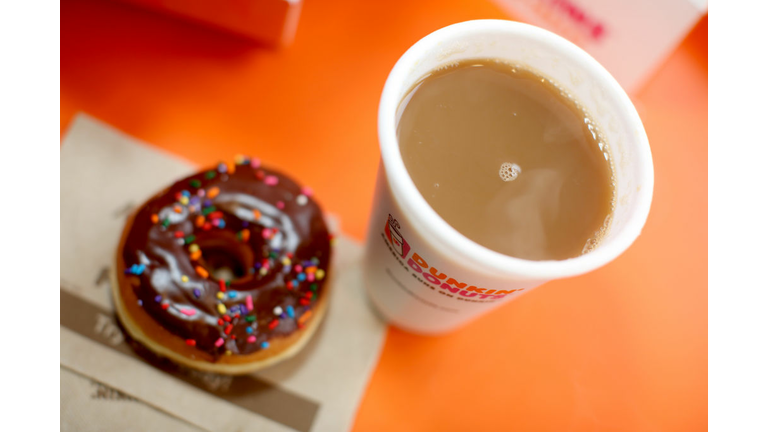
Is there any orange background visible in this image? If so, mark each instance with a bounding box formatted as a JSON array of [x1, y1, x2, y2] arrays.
[[61, 0, 708, 430]]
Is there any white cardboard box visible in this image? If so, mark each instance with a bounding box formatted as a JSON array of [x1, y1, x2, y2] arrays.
[[493, 0, 707, 92]]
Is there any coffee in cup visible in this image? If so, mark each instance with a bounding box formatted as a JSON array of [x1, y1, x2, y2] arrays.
[[397, 58, 615, 261]]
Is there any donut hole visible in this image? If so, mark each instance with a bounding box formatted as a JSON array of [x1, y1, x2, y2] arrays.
[[196, 235, 254, 283], [204, 248, 245, 281]]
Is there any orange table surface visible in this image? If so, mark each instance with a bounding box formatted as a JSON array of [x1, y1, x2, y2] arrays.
[[61, 1, 708, 430]]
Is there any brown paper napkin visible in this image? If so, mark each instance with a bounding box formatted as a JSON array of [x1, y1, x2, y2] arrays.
[[60, 114, 387, 432]]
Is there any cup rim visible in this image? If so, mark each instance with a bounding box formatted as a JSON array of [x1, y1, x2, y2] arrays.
[[377, 19, 654, 280]]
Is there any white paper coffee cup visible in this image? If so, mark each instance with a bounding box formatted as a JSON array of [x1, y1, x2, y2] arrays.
[[363, 20, 654, 334]]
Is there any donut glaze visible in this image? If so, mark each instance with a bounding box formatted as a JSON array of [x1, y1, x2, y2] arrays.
[[116, 159, 331, 361]]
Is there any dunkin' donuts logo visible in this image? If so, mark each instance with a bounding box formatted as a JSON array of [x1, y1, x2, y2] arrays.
[[385, 214, 410, 259], [384, 214, 523, 300]]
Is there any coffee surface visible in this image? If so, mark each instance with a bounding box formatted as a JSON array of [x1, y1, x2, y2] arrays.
[[397, 59, 614, 261]]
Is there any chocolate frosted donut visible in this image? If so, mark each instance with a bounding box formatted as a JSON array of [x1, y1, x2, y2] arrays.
[[112, 157, 332, 374]]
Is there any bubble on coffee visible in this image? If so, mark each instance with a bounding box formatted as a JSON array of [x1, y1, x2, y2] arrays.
[[582, 213, 613, 255], [499, 162, 521, 182]]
